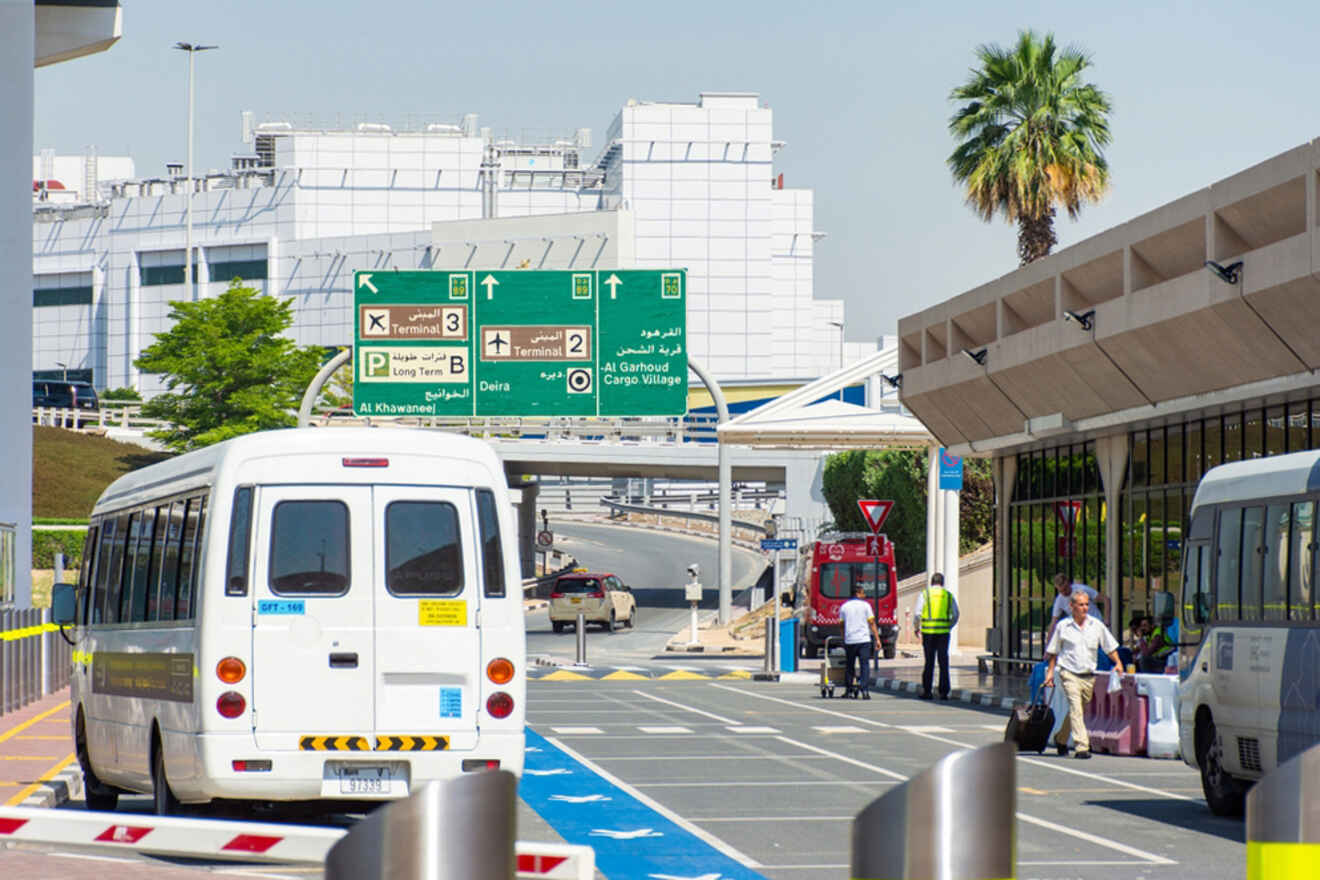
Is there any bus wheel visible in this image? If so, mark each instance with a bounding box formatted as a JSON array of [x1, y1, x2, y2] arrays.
[[152, 734, 182, 816], [76, 713, 118, 812], [1198, 717, 1245, 817]]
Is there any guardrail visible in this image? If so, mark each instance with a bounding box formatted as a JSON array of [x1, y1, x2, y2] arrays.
[[599, 496, 770, 537], [32, 404, 170, 432], [0, 608, 72, 717]]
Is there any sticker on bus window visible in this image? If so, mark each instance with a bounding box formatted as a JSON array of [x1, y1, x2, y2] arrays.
[[258, 600, 306, 615], [439, 687, 462, 719], [418, 600, 466, 626]]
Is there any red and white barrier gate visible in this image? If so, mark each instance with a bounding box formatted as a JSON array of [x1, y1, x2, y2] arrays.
[[0, 807, 593, 879]]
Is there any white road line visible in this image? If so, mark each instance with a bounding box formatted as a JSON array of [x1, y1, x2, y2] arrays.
[[758, 864, 849, 870], [1016, 812, 1176, 865], [637, 780, 879, 788], [632, 689, 738, 724], [698, 816, 853, 822], [812, 725, 868, 734], [894, 725, 955, 734], [725, 725, 780, 734], [1018, 860, 1170, 866], [707, 682, 891, 728], [593, 754, 836, 762], [637, 725, 693, 734], [774, 736, 908, 782], [547, 735, 762, 869], [1016, 756, 1198, 802], [550, 726, 603, 734]]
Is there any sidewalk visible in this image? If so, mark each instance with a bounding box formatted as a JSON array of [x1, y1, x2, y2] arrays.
[[863, 652, 1032, 709], [0, 688, 78, 808]]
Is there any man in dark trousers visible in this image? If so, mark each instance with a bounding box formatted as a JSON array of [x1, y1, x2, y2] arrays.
[[916, 572, 960, 700], [838, 583, 880, 699]]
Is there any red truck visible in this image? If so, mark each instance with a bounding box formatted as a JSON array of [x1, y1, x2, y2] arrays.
[[792, 532, 898, 659]]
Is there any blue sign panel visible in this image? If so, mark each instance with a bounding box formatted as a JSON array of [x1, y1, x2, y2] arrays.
[[938, 448, 963, 491], [257, 600, 305, 615], [760, 538, 798, 551], [439, 687, 463, 719]]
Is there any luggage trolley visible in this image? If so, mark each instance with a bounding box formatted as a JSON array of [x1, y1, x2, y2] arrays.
[[819, 636, 849, 698]]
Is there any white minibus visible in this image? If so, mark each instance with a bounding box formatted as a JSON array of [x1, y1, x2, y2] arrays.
[[54, 427, 526, 814], [1177, 449, 1320, 815]]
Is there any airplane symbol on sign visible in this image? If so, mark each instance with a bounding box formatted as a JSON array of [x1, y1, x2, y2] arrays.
[[489, 333, 507, 353], [368, 313, 386, 331]]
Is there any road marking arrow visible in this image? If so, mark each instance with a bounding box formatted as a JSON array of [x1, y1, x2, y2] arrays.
[[358, 273, 378, 294], [481, 274, 499, 300], [524, 768, 571, 777], [604, 273, 623, 299], [550, 794, 612, 803]]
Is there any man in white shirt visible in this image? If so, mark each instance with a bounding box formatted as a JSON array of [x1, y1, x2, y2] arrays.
[[1044, 590, 1123, 759], [839, 584, 880, 699]]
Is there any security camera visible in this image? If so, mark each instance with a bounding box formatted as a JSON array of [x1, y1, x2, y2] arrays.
[[687, 563, 700, 578], [1063, 309, 1095, 331], [961, 347, 988, 366], [1205, 260, 1243, 284]]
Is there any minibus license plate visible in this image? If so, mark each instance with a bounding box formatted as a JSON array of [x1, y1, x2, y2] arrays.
[[336, 765, 399, 795]]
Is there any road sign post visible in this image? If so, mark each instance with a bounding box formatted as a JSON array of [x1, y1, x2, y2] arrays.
[[353, 269, 687, 418]]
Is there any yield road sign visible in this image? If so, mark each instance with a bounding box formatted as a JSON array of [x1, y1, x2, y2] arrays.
[[857, 499, 894, 533], [353, 269, 687, 417]]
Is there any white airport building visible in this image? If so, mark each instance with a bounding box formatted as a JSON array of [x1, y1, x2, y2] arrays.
[[33, 92, 876, 396]]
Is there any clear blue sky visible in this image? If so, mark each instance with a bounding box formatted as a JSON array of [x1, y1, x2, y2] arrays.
[[34, 0, 1320, 344]]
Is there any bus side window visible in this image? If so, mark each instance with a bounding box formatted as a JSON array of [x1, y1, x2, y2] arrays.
[[476, 489, 505, 598], [1216, 507, 1242, 620], [226, 487, 253, 597], [108, 513, 137, 624], [93, 518, 118, 624], [142, 506, 166, 621], [154, 501, 183, 621], [175, 496, 203, 620], [79, 525, 98, 626], [1240, 506, 1265, 621], [1292, 500, 1315, 621], [127, 507, 160, 623], [1262, 504, 1290, 621]]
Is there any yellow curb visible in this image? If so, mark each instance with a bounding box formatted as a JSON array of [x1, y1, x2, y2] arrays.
[[599, 670, 649, 681], [537, 669, 594, 681], [717, 670, 753, 680], [658, 670, 711, 681]]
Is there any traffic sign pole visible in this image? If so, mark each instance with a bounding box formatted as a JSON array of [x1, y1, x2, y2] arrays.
[[688, 356, 732, 626]]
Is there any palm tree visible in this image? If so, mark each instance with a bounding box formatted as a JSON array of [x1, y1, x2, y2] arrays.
[[948, 31, 1113, 266]]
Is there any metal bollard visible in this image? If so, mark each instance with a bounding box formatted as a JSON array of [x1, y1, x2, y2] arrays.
[[1246, 741, 1320, 878], [326, 770, 517, 880], [852, 741, 1016, 880], [574, 611, 587, 667]]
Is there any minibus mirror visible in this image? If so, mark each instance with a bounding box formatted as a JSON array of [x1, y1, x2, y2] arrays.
[[52, 583, 77, 625], [1153, 590, 1176, 625]]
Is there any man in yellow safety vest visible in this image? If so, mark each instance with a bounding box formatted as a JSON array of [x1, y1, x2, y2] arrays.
[[916, 572, 960, 700]]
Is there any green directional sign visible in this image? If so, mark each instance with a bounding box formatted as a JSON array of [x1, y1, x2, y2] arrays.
[[353, 269, 687, 417]]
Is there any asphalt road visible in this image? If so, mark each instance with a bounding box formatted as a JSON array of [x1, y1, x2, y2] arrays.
[[528, 519, 767, 666], [523, 677, 1245, 880]]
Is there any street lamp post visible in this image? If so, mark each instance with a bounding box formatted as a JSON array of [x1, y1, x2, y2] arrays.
[[55, 361, 67, 381], [174, 42, 217, 301]]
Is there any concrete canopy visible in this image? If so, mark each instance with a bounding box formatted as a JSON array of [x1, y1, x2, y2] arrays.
[[898, 140, 1320, 456]]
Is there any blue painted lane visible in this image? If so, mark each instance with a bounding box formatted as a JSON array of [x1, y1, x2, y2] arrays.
[[520, 727, 769, 880]]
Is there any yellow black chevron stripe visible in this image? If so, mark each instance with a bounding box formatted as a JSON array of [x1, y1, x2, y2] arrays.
[[299, 735, 371, 751], [375, 735, 450, 751]]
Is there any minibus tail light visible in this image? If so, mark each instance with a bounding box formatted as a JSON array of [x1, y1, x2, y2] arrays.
[[462, 759, 501, 772], [217, 692, 246, 719], [342, 457, 389, 468], [216, 657, 246, 684], [486, 657, 514, 685], [486, 692, 514, 719]]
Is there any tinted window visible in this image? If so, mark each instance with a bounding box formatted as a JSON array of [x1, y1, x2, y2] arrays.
[[154, 502, 183, 621], [1262, 504, 1290, 621], [269, 500, 350, 595], [1294, 501, 1316, 621], [226, 487, 253, 596], [555, 577, 601, 594], [94, 518, 120, 624], [1240, 506, 1265, 621], [386, 501, 462, 596], [1216, 507, 1242, 620], [819, 562, 892, 600], [79, 526, 98, 626], [112, 513, 140, 623], [176, 497, 203, 619], [127, 508, 159, 622], [476, 490, 505, 598]]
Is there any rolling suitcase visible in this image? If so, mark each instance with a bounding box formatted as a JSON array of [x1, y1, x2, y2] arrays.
[[1004, 685, 1054, 753]]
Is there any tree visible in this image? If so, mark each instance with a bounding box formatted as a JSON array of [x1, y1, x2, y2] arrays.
[[134, 282, 325, 451], [948, 30, 1113, 265], [822, 449, 995, 579]]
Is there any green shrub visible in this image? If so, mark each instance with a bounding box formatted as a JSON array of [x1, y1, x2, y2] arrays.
[[33, 529, 86, 569], [100, 387, 143, 401]]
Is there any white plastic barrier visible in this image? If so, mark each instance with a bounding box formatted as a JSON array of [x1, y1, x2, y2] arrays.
[[1135, 672, 1181, 759]]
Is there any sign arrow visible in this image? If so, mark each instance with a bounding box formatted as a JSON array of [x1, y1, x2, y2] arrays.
[[358, 273, 378, 294], [481, 274, 499, 300], [604, 274, 623, 299]]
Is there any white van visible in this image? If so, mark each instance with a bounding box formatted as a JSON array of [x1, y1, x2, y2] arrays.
[[55, 427, 525, 813]]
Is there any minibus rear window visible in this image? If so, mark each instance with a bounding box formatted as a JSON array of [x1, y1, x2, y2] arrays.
[[269, 500, 350, 595], [819, 562, 892, 600], [385, 501, 463, 596]]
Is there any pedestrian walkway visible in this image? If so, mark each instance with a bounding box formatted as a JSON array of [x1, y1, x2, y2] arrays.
[[807, 652, 1033, 710], [0, 687, 75, 808]]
